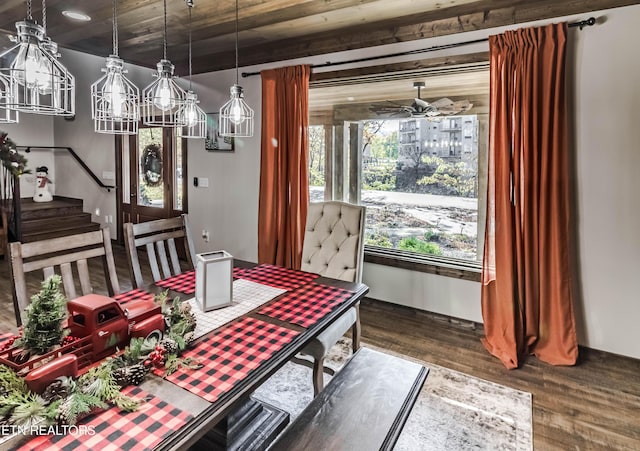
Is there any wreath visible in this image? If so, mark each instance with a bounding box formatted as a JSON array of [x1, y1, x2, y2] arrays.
[[142, 143, 162, 187]]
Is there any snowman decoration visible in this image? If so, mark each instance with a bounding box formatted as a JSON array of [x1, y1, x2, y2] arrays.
[[33, 166, 53, 202]]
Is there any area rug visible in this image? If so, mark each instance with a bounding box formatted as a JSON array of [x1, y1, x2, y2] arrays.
[[253, 339, 532, 450]]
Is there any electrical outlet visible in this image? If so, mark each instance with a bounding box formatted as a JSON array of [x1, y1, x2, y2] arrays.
[[202, 230, 209, 242]]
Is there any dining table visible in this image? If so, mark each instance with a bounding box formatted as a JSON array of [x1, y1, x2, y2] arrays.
[[3, 259, 369, 451]]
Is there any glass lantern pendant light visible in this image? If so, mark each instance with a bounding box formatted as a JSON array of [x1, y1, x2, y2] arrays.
[[1, 0, 75, 116], [219, 0, 254, 137], [0, 72, 19, 124], [143, 0, 186, 127], [91, 0, 139, 135], [178, 1, 206, 139]]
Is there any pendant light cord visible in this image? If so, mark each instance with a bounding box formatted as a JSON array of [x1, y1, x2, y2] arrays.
[[163, 0, 168, 60], [27, 0, 32, 21], [112, 0, 118, 56], [188, 4, 193, 89], [41, 0, 46, 32], [235, 0, 239, 85]]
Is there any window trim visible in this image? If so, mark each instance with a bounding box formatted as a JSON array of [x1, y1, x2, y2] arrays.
[[364, 245, 481, 282]]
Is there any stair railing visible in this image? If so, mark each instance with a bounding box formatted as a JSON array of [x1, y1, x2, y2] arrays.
[[18, 146, 116, 192]]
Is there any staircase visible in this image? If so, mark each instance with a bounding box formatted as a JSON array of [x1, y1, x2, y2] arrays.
[[18, 196, 101, 243]]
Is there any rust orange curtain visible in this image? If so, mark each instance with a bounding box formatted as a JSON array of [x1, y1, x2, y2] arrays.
[[482, 23, 578, 369], [258, 65, 311, 269]]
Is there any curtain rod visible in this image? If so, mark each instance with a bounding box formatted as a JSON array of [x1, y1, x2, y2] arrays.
[[241, 17, 596, 78]]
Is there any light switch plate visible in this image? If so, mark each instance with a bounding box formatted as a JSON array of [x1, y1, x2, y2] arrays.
[[198, 177, 209, 187]]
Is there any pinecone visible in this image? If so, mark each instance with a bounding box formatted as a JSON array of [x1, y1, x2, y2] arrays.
[[160, 338, 179, 355], [183, 331, 195, 346], [42, 379, 70, 403], [126, 364, 147, 386], [112, 367, 129, 387], [54, 404, 73, 426]]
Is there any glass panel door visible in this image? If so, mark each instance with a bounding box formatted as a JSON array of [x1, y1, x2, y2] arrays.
[[138, 127, 165, 208]]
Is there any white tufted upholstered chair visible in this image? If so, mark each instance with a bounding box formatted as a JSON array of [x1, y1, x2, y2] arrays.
[[299, 201, 366, 395]]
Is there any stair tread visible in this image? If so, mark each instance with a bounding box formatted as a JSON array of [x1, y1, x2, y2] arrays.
[[21, 225, 102, 243]]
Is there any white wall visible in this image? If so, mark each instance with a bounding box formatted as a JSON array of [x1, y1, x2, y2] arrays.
[[571, 7, 640, 358]]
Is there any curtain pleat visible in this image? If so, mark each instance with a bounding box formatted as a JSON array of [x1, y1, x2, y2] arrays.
[[482, 23, 578, 369], [258, 65, 311, 269]]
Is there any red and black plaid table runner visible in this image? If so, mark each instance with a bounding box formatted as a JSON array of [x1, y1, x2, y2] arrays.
[[113, 288, 155, 304], [155, 270, 196, 294], [258, 282, 355, 328], [161, 317, 299, 403], [19, 386, 192, 451], [233, 264, 319, 291]]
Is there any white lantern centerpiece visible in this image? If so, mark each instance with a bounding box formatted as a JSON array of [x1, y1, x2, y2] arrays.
[[195, 250, 233, 312]]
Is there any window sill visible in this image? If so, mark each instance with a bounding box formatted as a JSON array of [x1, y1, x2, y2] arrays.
[[364, 246, 482, 282]]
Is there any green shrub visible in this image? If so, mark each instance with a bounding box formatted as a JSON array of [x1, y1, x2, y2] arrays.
[[398, 236, 443, 255], [365, 232, 392, 248]]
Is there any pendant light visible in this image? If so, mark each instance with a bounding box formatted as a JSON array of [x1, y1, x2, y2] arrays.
[[1, 0, 75, 116], [178, 0, 206, 139], [91, 0, 139, 135], [219, 0, 254, 138], [142, 0, 186, 127], [0, 72, 19, 124]]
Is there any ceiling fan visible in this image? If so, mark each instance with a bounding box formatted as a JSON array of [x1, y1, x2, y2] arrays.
[[370, 81, 473, 118]]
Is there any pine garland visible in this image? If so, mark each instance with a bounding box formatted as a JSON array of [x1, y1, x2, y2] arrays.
[[1, 292, 198, 429]]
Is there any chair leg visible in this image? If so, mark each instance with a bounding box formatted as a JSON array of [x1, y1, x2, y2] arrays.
[[312, 356, 325, 397], [352, 306, 361, 354]]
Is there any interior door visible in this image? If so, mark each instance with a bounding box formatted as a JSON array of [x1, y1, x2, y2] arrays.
[[116, 126, 187, 242]]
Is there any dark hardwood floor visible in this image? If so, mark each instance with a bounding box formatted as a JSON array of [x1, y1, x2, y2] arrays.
[[0, 245, 638, 450]]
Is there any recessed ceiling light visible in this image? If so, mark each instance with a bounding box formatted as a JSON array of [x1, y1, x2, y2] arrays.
[[62, 10, 91, 21], [347, 96, 355, 101]]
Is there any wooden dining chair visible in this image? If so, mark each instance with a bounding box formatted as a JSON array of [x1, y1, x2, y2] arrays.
[[9, 227, 120, 327], [123, 214, 197, 289], [298, 201, 366, 395]]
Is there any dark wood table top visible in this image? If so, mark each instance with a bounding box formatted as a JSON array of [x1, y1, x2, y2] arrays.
[[151, 260, 369, 450]]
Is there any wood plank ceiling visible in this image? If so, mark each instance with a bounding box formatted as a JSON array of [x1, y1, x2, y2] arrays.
[[0, 0, 635, 76]]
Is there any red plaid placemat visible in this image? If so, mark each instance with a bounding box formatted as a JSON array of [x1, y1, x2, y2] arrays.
[[155, 270, 196, 294], [163, 317, 299, 403], [258, 282, 355, 328], [113, 288, 155, 304], [233, 264, 318, 291], [19, 386, 192, 451]]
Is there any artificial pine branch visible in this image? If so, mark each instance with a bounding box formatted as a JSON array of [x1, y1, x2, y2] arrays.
[[19, 275, 68, 355], [0, 364, 28, 396]]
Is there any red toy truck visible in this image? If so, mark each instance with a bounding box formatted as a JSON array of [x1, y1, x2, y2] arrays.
[[0, 294, 165, 393]]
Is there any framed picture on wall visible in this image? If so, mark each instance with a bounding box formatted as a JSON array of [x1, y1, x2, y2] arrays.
[[205, 113, 235, 152]]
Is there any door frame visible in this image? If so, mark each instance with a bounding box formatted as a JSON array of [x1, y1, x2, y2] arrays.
[[115, 128, 188, 244]]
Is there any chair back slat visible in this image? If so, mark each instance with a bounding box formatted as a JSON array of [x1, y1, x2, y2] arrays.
[[123, 222, 143, 289], [23, 247, 106, 273], [167, 238, 181, 275], [133, 230, 185, 247], [146, 242, 162, 282], [60, 262, 77, 300], [155, 240, 172, 279], [123, 214, 197, 289], [77, 259, 91, 295], [43, 266, 55, 280], [8, 228, 120, 326]]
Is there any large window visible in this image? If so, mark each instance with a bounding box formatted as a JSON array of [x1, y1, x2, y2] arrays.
[[308, 61, 488, 268]]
